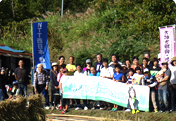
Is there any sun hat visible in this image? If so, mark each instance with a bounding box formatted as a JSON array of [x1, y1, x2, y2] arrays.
[[52, 62, 58, 67], [170, 56, 176, 65], [37, 63, 43, 68], [161, 61, 168, 65]]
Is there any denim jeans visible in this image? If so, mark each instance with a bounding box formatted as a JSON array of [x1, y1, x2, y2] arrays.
[[18, 84, 27, 97], [0, 89, 5, 102], [158, 89, 169, 111]]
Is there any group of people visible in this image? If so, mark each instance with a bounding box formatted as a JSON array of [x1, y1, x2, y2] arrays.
[[0, 52, 176, 115]]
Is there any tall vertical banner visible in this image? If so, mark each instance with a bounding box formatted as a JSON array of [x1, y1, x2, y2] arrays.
[[33, 22, 51, 70], [159, 27, 175, 66]]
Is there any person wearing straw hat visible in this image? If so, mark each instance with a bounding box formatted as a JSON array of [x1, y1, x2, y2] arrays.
[[169, 56, 176, 112], [156, 61, 171, 113], [50, 62, 59, 109]]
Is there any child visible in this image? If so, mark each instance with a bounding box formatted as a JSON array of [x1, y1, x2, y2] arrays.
[[57, 65, 65, 110], [111, 64, 124, 111], [8, 81, 20, 100], [60, 68, 70, 114], [66, 56, 76, 75], [143, 68, 158, 112], [74, 64, 84, 110], [74, 64, 84, 76], [126, 68, 134, 85], [132, 67, 144, 85]]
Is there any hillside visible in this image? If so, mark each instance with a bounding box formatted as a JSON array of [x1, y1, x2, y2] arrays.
[[1, 0, 176, 65]]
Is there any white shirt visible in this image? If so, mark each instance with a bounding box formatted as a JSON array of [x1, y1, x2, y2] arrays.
[[60, 75, 69, 93], [132, 73, 144, 85], [108, 61, 122, 66], [74, 70, 85, 76], [170, 66, 176, 84], [100, 67, 114, 77]]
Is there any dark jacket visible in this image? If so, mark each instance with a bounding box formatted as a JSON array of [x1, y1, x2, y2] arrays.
[[50, 70, 59, 91]]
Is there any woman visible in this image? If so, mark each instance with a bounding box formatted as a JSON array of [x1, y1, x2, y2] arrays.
[[83, 59, 92, 76], [149, 58, 161, 77], [131, 57, 141, 71], [50, 62, 59, 109], [58, 56, 66, 69]]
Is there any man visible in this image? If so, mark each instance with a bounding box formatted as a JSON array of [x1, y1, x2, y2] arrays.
[[89, 66, 100, 76], [15, 60, 28, 97], [66, 56, 76, 75], [95, 53, 103, 73], [33, 63, 49, 109], [144, 52, 152, 67], [156, 61, 171, 113], [109, 54, 122, 70]]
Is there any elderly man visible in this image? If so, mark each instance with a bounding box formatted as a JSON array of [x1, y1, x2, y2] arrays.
[[33, 63, 49, 109], [156, 61, 171, 113]]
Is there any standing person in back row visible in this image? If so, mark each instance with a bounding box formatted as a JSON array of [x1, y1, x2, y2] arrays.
[[66, 56, 76, 76], [95, 53, 103, 73], [155, 61, 171, 113], [109, 54, 122, 70], [15, 60, 28, 97]]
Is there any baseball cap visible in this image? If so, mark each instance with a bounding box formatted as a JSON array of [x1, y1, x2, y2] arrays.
[[86, 59, 91, 64], [144, 68, 149, 73]]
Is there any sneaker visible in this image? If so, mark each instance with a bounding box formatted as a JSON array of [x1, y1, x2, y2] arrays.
[[158, 110, 163, 114], [100, 107, 104, 110], [154, 109, 158, 113], [75, 107, 80, 110], [136, 110, 140, 113], [125, 109, 131, 112], [110, 108, 115, 111], [45, 106, 50, 110], [84, 106, 88, 110], [91, 107, 95, 110], [62, 110, 65, 114], [59, 106, 62, 110], [132, 109, 135, 114]]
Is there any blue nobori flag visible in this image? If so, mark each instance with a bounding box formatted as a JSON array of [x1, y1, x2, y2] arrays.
[[33, 22, 51, 70]]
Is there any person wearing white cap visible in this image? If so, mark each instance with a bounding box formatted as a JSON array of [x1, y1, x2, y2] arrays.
[[155, 61, 171, 113], [83, 59, 92, 76], [50, 62, 59, 108], [143, 68, 158, 113]]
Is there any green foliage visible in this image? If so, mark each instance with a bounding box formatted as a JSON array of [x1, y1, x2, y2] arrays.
[[1, 0, 176, 65]]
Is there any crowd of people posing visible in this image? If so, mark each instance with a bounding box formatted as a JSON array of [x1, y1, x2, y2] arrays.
[[0, 52, 176, 115]]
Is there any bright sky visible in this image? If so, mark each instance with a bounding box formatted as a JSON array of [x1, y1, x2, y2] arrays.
[[0, 0, 2, 2], [174, 0, 176, 4]]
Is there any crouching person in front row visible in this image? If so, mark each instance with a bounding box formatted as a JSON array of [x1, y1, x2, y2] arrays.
[[33, 63, 49, 109], [8, 81, 20, 100]]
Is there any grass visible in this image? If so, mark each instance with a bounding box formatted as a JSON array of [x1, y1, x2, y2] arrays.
[[45, 108, 176, 121]]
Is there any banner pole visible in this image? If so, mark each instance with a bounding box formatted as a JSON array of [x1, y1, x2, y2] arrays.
[[31, 21, 34, 68]]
